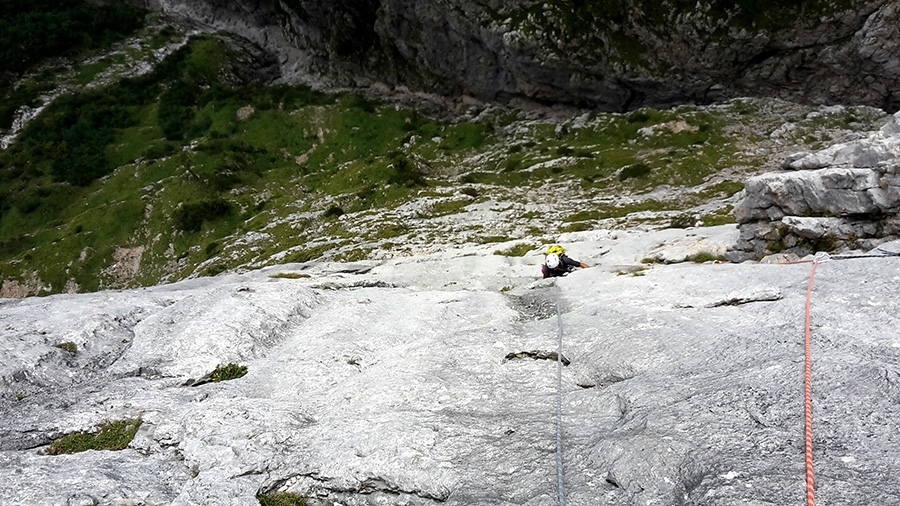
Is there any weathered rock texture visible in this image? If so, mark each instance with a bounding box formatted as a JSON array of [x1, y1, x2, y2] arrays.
[[734, 111, 900, 258], [2, 229, 900, 505], [125, 0, 900, 112]]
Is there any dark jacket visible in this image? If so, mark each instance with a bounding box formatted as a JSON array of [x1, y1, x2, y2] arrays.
[[542, 254, 583, 278]]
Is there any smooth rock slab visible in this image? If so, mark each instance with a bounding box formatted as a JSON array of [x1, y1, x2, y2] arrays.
[[1, 232, 899, 505]]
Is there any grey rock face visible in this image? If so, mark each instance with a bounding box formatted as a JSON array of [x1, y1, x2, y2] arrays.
[[1, 234, 900, 505], [734, 112, 900, 258], [124, 0, 900, 112]]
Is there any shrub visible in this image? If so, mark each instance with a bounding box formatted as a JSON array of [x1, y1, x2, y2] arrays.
[[173, 199, 233, 232], [627, 111, 651, 123], [502, 156, 523, 172], [669, 214, 696, 229], [158, 82, 200, 141], [387, 152, 426, 187], [619, 163, 652, 181], [210, 363, 247, 382], [47, 418, 142, 455]]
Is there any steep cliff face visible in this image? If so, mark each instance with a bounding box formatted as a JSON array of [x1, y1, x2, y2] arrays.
[[127, 0, 900, 112]]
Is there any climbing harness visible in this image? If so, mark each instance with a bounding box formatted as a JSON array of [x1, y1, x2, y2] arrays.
[[554, 282, 566, 506]]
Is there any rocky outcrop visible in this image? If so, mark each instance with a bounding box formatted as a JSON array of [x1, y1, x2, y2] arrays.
[[733, 111, 900, 258], [124, 0, 900, 112]]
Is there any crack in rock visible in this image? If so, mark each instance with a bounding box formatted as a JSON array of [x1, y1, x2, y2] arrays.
[[675, 287, 784, 308], [503, 350, 570, 366], [270, 471, 451, 503]]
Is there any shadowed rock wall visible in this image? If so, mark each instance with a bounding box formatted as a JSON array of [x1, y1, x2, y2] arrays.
[[127, 0, 900, 112]]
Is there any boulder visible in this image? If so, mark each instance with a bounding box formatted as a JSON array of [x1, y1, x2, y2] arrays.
[[734, 112, 900, 258]]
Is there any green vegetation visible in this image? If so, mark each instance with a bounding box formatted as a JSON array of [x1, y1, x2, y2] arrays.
[[47, 418, 142, 455], [619, 163, 652, 181], [700, 206, 736, 226], [685, 252, 727, 263], [494, 243, 535, 257], [269, 272, 311, 279], [53, 342, 77, 353], [257, 492, 315, 506], [0, 0, 145, 78], [173, 199, 234, 232], [210, 363, 248, 382], [669, 214, 697, 229], [0, 16, 886, 296]]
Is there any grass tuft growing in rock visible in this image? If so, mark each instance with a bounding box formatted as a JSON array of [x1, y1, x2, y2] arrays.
[[493, 243, 535, 257], [257, 492, 317, 506], [210, 363, 248, 382], [47, 418, 142, 455], [685, 252, 727, 263], [269, 272, 311, 279], [53, 342, 77, 353]]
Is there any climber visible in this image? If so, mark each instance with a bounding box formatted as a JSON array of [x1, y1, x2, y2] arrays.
[[542, 245, 588, 278]]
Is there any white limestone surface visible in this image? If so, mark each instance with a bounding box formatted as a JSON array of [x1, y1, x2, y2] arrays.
[[2, 226, 899, 506]]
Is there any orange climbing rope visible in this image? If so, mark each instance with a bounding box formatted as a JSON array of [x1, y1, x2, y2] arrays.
[[803, 259, 819, 506]]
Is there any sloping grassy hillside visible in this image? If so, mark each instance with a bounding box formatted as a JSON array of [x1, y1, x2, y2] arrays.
[[0, 16, 888, 296]]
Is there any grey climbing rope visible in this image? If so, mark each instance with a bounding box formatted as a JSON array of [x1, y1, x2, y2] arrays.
[[554, 282, 566, 506]]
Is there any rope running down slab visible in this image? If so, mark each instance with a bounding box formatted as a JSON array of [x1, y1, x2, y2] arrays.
[[803, 259, 819, 506]]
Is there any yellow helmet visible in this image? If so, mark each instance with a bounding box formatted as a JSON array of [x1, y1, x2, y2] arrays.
[[546, 244, 565, 256]]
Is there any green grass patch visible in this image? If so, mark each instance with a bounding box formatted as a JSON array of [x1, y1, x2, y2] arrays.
[[283, 243, 334, 263], [562, 222, 593, 233], [210, 363, 247, 382], [76, 56, 121, 86], [53, 342, 77, 353], [257, 492, 312, 506], [699, 180, 744, 199], [47, 418, 142, 455], [269, 272, 311, 279], [493, 243, 535, 257], [685, 252, 727, 263], [333, 247, 373, 262], [564, 210, 601, 223], [700, 206, 736, 226], [428, 199, 470, 217], [371, 223, 409, 240]]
